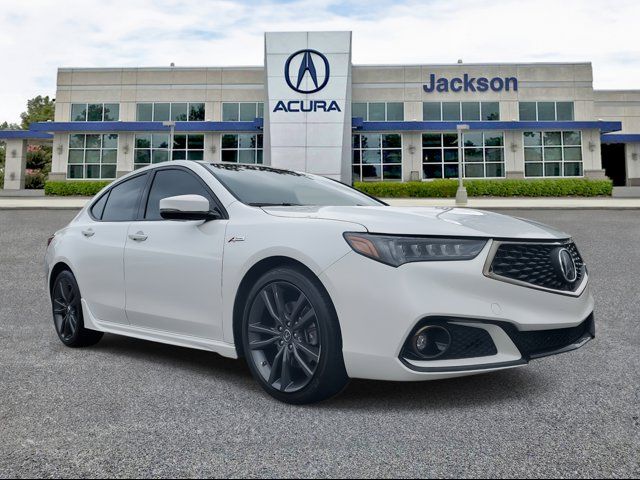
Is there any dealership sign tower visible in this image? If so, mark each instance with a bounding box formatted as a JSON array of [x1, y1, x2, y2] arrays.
[[264, 32, 353, 182]]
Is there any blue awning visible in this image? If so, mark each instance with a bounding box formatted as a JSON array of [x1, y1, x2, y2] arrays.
[[0, 130, 53, 140], [601, 134, 640, 144], [352, 119, 622, 134], [29, 119, 264, 133]]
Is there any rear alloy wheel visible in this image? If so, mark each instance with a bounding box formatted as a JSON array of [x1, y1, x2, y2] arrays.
[[242, 266, 349, 404], [51, 270, 103, 348]]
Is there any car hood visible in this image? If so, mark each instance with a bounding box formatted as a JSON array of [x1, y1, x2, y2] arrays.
[[262, 206, 570, 240]]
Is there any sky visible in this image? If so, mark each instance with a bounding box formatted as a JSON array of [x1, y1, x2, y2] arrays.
[[0, 0, 638, 124]]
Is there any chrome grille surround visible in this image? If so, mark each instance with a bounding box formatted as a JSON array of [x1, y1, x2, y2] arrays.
[[483, 239, 588, 297]]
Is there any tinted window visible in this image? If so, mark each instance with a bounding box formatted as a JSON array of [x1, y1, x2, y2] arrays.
[[519, 102, 537, 121], [206, 164, 383, 207], [556, 102, 574, 121], [423, 102, 441, 121], [90, 192, 109, 220], [145, 169, 212, 220], [102, 174, 148, 222]]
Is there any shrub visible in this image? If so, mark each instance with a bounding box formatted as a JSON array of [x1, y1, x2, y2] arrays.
[[354, 178, 613, 198], [45, 180, 111, 196], [24, 171, 47, 189]]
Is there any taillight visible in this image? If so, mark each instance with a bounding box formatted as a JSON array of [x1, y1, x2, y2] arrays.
[[47, 235, 55, 247]]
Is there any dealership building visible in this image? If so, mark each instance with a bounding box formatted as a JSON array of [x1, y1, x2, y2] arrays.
[[2, 31, 640, 190]]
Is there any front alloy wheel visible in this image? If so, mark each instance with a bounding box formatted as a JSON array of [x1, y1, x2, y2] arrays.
[[247, 281, 321, 393], [242, 266, 348, 404]]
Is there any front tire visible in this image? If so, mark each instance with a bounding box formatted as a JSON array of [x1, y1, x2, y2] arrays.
[[242, 266, 349, 404], [51, 270, 103, 348]]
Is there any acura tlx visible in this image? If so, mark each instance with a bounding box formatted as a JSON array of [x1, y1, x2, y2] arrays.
[[45, 162, 594, 404]]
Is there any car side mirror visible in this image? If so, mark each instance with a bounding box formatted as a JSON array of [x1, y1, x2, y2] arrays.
[[159, 195, 222, 221]]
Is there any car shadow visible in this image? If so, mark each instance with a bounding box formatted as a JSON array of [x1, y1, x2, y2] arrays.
[[90, 334, 550, 412], [322, 369, 549, 412]]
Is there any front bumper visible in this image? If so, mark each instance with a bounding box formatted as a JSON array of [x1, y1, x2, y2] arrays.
[[319, 242, 595, 382], [398, 314, 595, 373]]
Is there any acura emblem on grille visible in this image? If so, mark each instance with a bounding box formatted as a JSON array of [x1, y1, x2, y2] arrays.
[[557, 248, 578, 283]]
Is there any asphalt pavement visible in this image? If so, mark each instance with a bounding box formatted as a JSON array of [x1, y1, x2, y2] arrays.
[[0, 209, 638, 478]]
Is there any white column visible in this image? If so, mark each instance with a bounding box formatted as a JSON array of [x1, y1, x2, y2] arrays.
[[3, 139, 28, 190], [117, 132, 135, 176]]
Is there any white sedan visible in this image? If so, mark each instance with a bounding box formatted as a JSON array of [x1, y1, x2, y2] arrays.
[[45, 162, 595, 404]]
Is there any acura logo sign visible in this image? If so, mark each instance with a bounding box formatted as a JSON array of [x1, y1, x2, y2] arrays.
[[556, 248, 578, 283], [284, 49, 330, 94]]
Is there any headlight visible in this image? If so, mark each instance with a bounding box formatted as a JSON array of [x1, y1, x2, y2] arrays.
[[343, 232, 487, 267]]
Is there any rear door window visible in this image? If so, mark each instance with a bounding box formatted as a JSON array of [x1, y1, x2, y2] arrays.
[[102, 174, 148, 222]]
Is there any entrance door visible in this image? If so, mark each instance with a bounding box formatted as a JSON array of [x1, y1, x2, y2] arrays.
[[602, 144, 627, 186]]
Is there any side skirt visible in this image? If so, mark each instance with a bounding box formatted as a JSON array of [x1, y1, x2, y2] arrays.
[[81, 299, 239, 359]]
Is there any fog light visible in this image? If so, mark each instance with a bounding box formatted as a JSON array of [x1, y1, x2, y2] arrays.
[[411, 325, 452, 359]]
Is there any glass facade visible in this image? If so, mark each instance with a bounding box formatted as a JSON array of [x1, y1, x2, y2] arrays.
[[221, 134, 264, 163], [422, 131, 505, 179], [71, 103, 119, 122], [136, 102, 205, 121], [222, 103, 265, 122], [352, 133, 402, 181], [352, 102, 404, 121], [524, 131, 583, 177], [519, 102, 574, 121], [67, 134, 118, 179], [134, 134, 170, 169], [134, 133, 205, 168], [422, 133, 460, 179], [462, 131, 505, 178], [423, 102, 500, 121]]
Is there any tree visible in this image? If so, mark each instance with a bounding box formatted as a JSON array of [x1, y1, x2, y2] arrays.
[[20, 95, 55, 129]]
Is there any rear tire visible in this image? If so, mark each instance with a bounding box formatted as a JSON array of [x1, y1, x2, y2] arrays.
[[242, 265, 349, 404], [51, 270, 103, 348]]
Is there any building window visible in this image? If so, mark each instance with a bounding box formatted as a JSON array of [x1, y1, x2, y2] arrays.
[[352, 102, 404, 121], [221, 134, 263, 163], [172, 134, 205, 160], [71, 103, 119, 121], [422, 133, 460, 179], [352, 133, 402, 182], [422, 131, 505, 179], [134, 133, 205, 168], [519, 102, 574, 121], [136, 102, 205, 121], [135, 134, 170, 169], [222, 103, 265, 122], [67, 134, 118, 179], [523, 131, 583, 177], [423, 102, 500, 121], [463, 131, 505, 178]]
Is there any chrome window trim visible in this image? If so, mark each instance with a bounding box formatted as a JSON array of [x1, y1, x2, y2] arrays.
[[482, 239, 589, 297]]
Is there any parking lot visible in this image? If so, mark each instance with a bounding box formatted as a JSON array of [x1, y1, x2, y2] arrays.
[[0, 208, 638, 478]]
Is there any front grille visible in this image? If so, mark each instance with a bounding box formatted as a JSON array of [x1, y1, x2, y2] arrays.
[[488, 241, 585, 293], [504, 315, 595, 359], [402, 322, 497, 361]]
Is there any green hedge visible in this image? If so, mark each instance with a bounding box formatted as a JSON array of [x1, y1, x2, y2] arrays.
[[45, 180, 111, 196], [45, 177, 613, 198], [355, 178, 613, 198]]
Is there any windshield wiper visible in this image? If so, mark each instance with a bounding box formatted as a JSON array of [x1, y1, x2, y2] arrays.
[[248, 202, 304, 207]]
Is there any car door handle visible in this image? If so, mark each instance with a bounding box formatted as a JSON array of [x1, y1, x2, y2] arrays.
[[128, 231, 148, 242], [81, 229, 95, 238]]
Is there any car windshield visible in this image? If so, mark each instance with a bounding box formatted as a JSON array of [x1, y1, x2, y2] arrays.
[[204, 164, 384, 207]]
